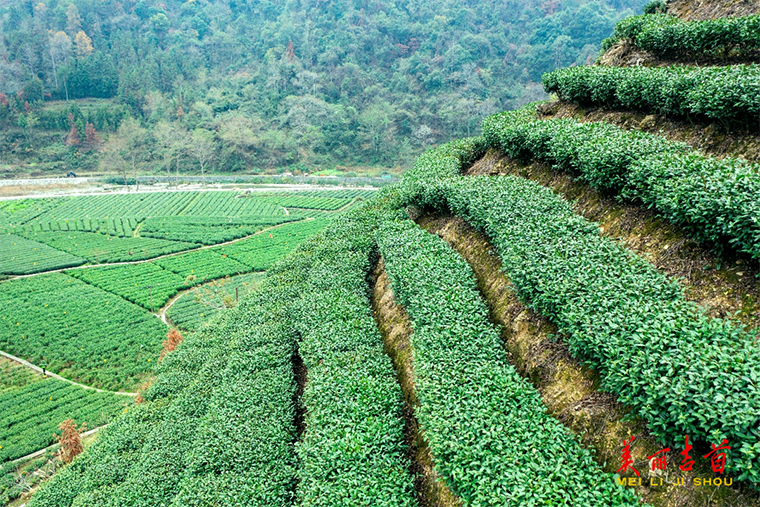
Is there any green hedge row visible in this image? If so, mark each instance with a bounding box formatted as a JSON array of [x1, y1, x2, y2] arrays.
[[28, 270, 300, 506], [543, 64, 760, 125], [290, 209, 416, 507], [377, 219, 641, 506], [482, 109, 760, 259], [402, 139, 760, 484], [603, 13, 760, 58]]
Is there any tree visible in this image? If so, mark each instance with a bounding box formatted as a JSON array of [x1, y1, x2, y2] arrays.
[[66, 4, 82, 37], [74, 31, 94, 60], [359, 102, 395, 162], [48, 31, 72, 89], [154, 120, 188, 183], [66, 113, 80, 146], [189, 129, 216, 184], [216, 113, 261, 168], [412, 124, 435, 147], [99, 133, 129, 185], [84, 123, 100, 148], [56, 419, 84, 464], [118, 118, 148, 190], [100, 118, 147, 189]]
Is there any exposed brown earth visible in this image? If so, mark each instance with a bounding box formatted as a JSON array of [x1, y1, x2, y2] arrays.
[[370, 259, 462, 507], [668, 0, 760, 20], [417, 212, 760, 507]]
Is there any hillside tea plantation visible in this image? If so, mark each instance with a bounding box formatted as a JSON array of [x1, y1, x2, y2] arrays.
[[5, 2, 760, 506], [604, 13, 760, 58]]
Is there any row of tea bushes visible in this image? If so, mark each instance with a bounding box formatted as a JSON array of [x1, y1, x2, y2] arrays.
[[543, 64, 760, 126], [377, 219, 640, 506], [604, 13, 760, 59], [482, 109, 760, 259]]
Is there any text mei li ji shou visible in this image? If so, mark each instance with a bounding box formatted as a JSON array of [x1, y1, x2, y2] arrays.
[[616, 435, 733, 487]]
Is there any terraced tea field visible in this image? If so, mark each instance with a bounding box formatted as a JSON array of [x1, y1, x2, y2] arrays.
[[8, 3, 760, 506]]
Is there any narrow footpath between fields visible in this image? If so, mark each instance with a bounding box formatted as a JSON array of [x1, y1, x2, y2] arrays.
[[0, 351, 137, 397]]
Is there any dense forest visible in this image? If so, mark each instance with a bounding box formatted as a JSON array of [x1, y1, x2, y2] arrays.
[[0, 0, 646, 176]]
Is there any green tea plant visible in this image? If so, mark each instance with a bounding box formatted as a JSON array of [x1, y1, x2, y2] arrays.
[[21, 231, 198, 263], [166, 273, 264, 332], [401, 139, 760, 483], [67, 263, 189, 311], [178, 191, 284, 216], [255, 195, 354, 210], [543, 64, 760, 126], [482, 109, 760, 258], [623, 152, 760, 257], [0, 376, 130, 462], [27, 206, 411, 507], [378, 219, 640, 506], [290, 208, 416, 507], [154, 249, 249, 283], [214, 219, 329, 270], [3, 217, 138, 237], [139, 215, 294, 245], [603, 13, 760, 59], [33, 192, 199, 223]]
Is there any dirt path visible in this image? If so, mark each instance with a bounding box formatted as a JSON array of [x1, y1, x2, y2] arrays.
[[6, 218, 313, 282], [370, 259, 462, 507], [0, 351, 137, 396]]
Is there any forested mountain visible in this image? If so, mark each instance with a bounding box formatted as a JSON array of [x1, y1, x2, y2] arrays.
[[0, 0, 646, 175]]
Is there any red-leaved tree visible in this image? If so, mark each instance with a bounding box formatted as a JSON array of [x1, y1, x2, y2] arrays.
[[84, 122, 100, 147], [66, 113, 79, 146]]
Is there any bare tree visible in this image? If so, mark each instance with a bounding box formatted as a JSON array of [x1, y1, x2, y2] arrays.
[[118, 118, 148, 191], [48, 31, 72, 89], [99, 134, 129, 186], [154, 121, 177, 181], [189, 129, 216, 185]]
